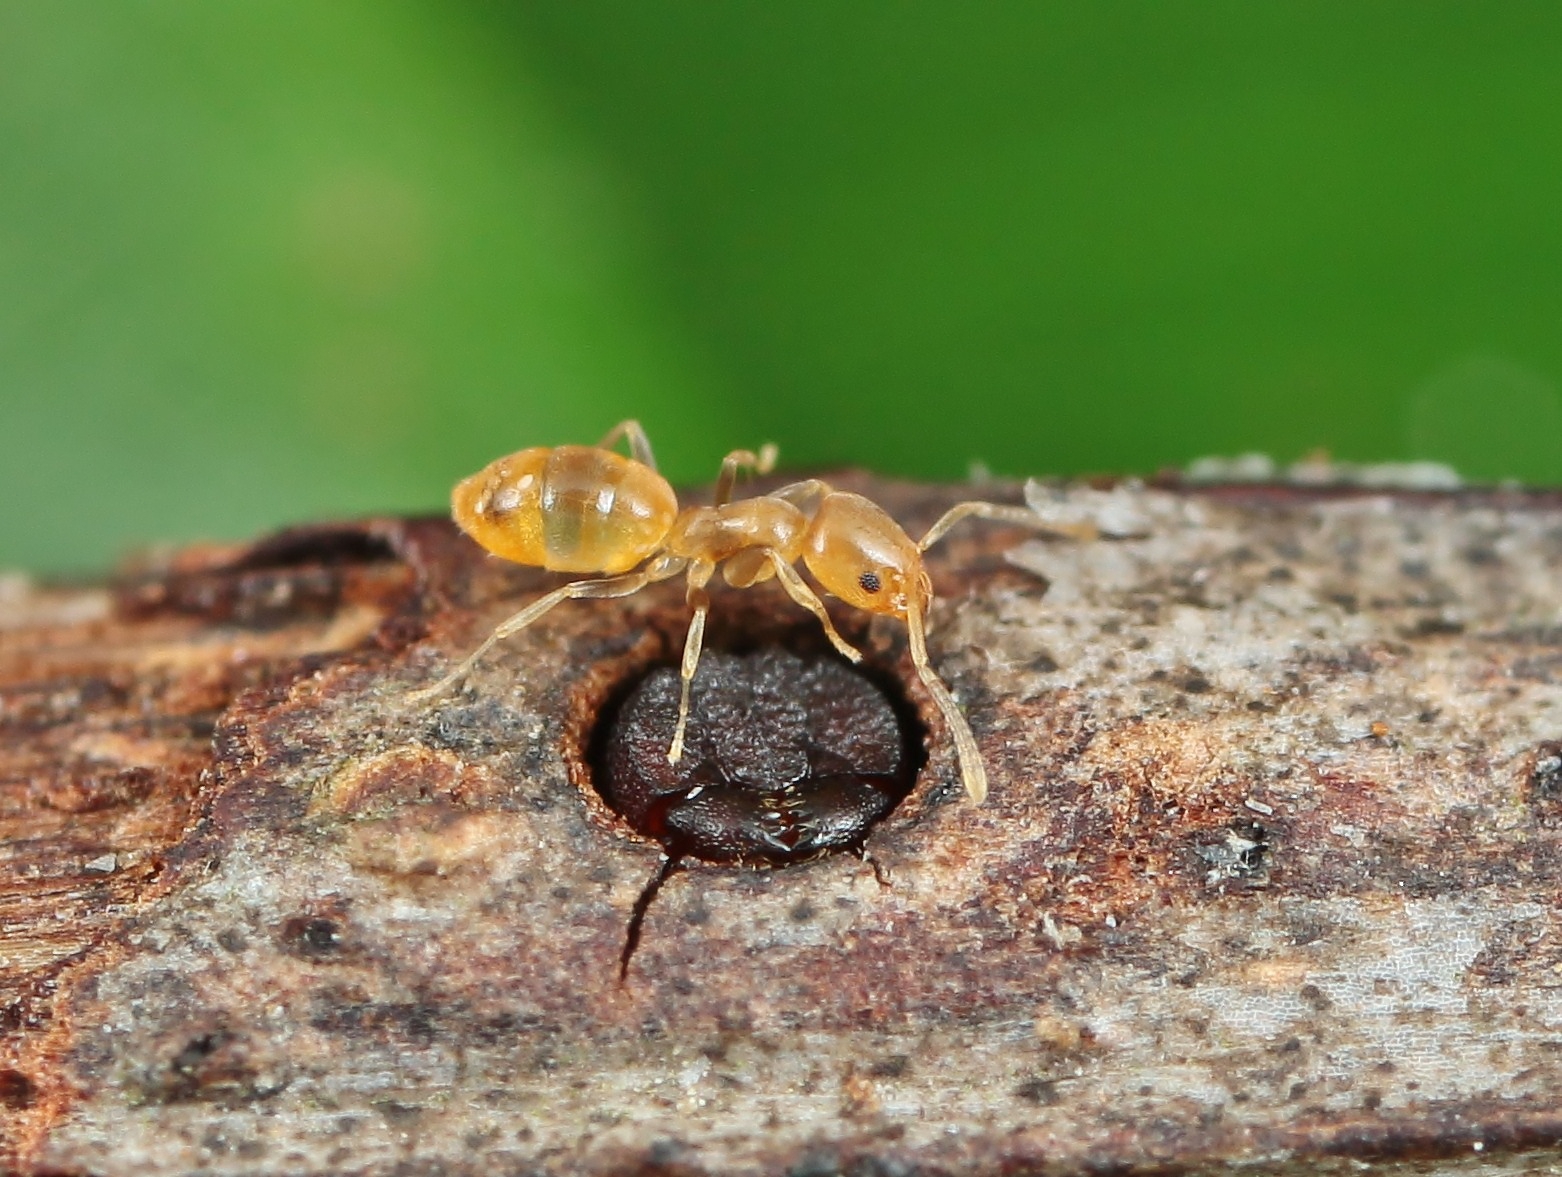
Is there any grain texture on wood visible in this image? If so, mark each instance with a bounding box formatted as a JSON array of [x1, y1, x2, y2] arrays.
[[2, 477, 1562, 1176]]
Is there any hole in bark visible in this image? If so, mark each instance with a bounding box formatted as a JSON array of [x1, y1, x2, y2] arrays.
[[1532, 742, 1562, 797], [1013, 1076, 1063, 1105], [279, 905, 350, 959], [1194, 819, 1272, 889], [592, 648, 921, 867], [117, 522, 413, 627], [589, 640, 923, 979], [285, 916, 343, 955], [1530, 741, 1562, 822], [231, 524, 402, 571], [0, 1068, 38, 1109]]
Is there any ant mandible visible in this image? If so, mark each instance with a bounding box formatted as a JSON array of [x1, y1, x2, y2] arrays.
[[411, 420, 1079, 803]]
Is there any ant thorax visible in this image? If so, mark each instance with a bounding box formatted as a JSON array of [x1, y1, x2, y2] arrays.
[[664, 497, 808, 567]]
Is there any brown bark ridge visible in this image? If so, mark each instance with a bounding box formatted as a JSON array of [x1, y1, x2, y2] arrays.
[[3, 473, 1562, 1176]]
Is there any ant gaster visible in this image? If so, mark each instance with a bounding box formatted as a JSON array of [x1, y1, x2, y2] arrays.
[[411, 420, 1082, 803]]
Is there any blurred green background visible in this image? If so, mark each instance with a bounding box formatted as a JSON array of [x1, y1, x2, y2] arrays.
[[4, 2, 1561, 574]]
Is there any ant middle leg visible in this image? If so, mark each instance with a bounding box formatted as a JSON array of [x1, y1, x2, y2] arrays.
[[668, 559, 716, 764], [917, 501, 1097, 552], [408, 554, 685, 704], [712, 444, 778, 507], [596, 419, 658, 470]]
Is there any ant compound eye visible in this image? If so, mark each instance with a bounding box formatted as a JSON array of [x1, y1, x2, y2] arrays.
[[857, 571, 883, 594], [593, 649, 920, 865]]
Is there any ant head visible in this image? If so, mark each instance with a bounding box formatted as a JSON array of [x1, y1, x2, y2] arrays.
[[803, 492, 931, 619]]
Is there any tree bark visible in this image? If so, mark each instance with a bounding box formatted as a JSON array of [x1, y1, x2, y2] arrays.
[[3, 474, 1562, 1176]]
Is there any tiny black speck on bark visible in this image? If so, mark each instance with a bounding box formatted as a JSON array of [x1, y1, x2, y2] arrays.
[[1530, 741, 1562, 820]]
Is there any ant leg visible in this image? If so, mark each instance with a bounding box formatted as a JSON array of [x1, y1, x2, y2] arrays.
[[769, 479, 833, 509], [763, 551, 862, 662], [918, 501, 1097, 552], [720, 547, 775, 588], [668, 560, 715, 764], [713, 443, 778, 507], [596, 419, 657, 470], [408, 554, 685, 703], [905, 602, 988, 804]]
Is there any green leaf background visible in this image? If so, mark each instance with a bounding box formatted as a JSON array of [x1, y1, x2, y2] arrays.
[[4, 2, 1560, 573]]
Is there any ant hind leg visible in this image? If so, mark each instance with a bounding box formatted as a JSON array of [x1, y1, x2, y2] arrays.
[[596, 420, 658, 470], [407, 555, 684, 705]]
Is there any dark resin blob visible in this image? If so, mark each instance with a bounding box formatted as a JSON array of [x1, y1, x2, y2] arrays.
[[596, 649, 916, 864]]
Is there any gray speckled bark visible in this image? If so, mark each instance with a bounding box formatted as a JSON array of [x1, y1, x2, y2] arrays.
[[4, 477, 1562, 1175]]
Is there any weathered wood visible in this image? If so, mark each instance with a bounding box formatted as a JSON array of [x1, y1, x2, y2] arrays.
[[3, 475, 1562, 1176]]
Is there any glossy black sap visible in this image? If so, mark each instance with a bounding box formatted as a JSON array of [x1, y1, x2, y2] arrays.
[[593, 648, 922, 865]]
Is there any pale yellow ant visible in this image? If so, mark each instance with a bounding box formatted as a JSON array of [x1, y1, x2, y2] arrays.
[[411, 420, 1080, 803]]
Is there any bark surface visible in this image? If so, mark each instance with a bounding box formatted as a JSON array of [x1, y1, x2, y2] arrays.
[[3, 474, 1562, 1176]]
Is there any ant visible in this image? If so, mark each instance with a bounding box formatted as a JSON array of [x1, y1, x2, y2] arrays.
[[410, 420, 1083, 803]]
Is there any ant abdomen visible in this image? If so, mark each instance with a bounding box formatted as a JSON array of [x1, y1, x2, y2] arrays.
[[453, 444, 678, 575]]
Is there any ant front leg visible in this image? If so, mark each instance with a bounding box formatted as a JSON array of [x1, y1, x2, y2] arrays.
[[408, 554, 685, 704], [905, 602, 988, 804], [596, 419, 658, 470], [763, 551, 862, 663], [917, 501, 1097, 552], [668, 559, 716, 764]]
